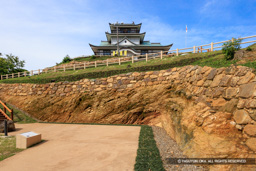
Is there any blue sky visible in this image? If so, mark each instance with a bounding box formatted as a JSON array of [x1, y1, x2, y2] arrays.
[[0, 0, 255, 70]]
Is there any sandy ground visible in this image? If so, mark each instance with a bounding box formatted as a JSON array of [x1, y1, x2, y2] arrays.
[[0, 123, 141, 171]]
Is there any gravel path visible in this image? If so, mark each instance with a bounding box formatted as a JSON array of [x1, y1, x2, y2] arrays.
[[152, 126, 209, 171]]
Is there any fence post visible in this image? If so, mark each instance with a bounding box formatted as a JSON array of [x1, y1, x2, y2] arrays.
[[11, 109, 13, 120], [193, 46, 196, 53], [146, 53, 148, 62], [64, 66, 66, 72], [160, 51, 163, 59], [54, 66, 56, 72], [95, 61, 97, 67], [201, 46, 202, 53], [3, 103, 6, 113], [232, 38, 234, 43], [18, 72, 20, 78], [1, 75, 2, 80], [119, 58, 121, 65], [211, 42, 213, 52], [6, 74, 8, 79], [106, 59, 109, 66], [73, 64, 76, 70], [12, 73, 14, 78], [84, 62, 86, 69], [24, 71, 26, 77], [31, 70, 33, 76], [38, 69, 40, 75], [176, 48, 179, 56], [132, 56, 134, 63]]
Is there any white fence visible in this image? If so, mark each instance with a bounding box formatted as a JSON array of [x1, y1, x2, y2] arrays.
[[1, 35, 256, 80]]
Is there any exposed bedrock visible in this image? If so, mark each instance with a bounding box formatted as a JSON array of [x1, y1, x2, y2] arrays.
[[1, 65, 256, 170]]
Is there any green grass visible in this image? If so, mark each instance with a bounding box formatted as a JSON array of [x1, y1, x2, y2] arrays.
[[0, 102, 37, 123], [191, 53, 237, 68], [134, 125, 165, 171], [0, 136, 23, 161], [241, 61, 256, 69]]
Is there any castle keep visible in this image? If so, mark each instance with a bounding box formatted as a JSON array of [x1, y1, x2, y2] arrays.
[[89, 22, 173, 56]]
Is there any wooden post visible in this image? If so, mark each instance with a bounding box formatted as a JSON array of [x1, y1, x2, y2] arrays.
[[54, 66, 56, 72], [193, 46, 196, 53], [160, 51, 163, 59], [31, 70, 33, 76], [211, 42, 213, 52], [6, 74, 8, 79], [132, 56, 134, 63], [64, 66, 66, 72], [201, 46, 202, 53], [18, 72, 20, 78], [73, 64, 76, 70], [38, 69, 40, 75], [232, 38, 234, 43], [146, 54, 148, 62], [3, 103, 6, 114], [12, 73, 14, 78], [1, 75, 2, 80], [84, 62, 86, 69], [119, 58, 121, 65], [95, 61, 97, 67], [24, 71, 26, 77], [11, 109, 13, 120], [176, 48, 179, 56], [106, 59, 109, 66]]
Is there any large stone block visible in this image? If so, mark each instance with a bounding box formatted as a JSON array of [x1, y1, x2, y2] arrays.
[[210, 74, 225, 87], [244, 124, 256, 136], [223, 88, 239, 99], [239, 82, 256, 98], [237, 72, 255, 85], [233, 110, 251, 124], [245, 138, 256, 152]]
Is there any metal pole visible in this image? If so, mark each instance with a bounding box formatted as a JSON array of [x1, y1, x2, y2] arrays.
[[4, 120, 8, 136]]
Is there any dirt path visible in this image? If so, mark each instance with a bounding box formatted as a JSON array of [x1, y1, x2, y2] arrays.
[[0, 123, 141, 171]]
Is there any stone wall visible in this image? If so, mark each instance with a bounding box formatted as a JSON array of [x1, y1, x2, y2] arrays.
[[1, 65, 256, 153]]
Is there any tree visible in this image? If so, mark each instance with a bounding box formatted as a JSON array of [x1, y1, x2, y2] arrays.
[[0, 54, 26, 75], [61, 55, 72, 64], [222, 38, 242, 60]]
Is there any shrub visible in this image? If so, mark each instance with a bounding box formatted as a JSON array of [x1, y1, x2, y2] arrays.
[[62, 55, 72, 63], [222, 38, 242, 60], [246, 46, 252, 51], [90, 55, 96, 60]]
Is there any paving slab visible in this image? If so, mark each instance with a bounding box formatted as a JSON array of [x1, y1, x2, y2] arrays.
[[0, 123, 141, 171]]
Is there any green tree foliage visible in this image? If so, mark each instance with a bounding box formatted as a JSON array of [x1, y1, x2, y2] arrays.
[[0, 54, 26, 75], [61, 55, 72, 64], [222, 38, 242, 60]]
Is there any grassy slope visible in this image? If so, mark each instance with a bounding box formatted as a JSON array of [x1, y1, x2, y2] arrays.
[[0, 102, 37, 123], [0, 51, 224, 84]]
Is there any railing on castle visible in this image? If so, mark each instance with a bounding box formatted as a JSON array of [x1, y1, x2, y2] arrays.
[[1, 35, 256, 80]]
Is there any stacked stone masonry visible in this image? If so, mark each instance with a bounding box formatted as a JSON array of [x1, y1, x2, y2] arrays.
[[1, 65, 256, 151]]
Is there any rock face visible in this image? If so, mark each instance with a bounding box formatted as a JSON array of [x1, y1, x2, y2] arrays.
[[1, 65, 256, 170], [0, 120, 15, 133]]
